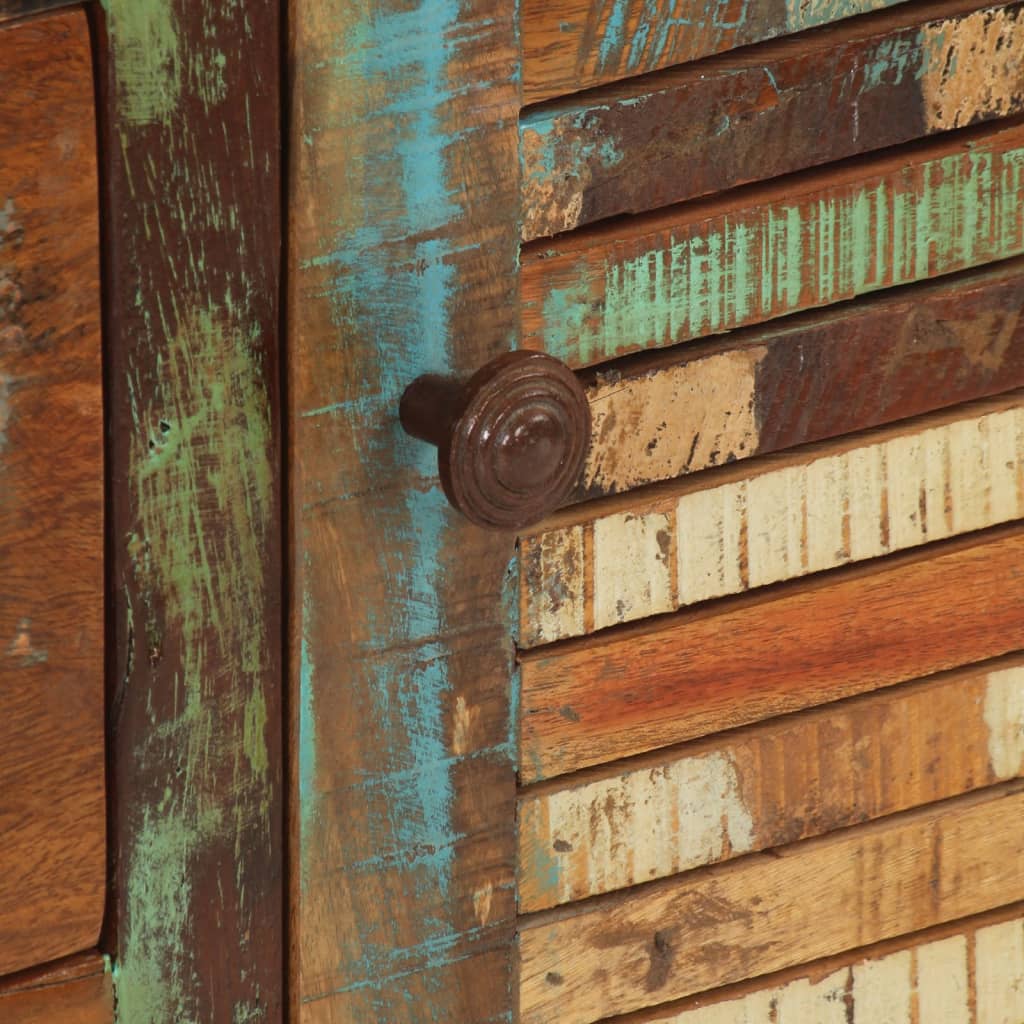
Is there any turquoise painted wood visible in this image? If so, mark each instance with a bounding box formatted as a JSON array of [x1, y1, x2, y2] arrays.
[[288, 1, 522, 1021]]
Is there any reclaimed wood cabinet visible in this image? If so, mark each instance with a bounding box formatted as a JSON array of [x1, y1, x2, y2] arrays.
[[2, 0, 1024, 1021]]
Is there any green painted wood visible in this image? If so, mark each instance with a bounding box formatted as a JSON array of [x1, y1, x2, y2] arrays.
[[523, 123, 1024, 368], [522, 0, 911, 104], [288, 1, 521, 1021], [521, 1, 1024, 239], [96, 3, 284, 1021]]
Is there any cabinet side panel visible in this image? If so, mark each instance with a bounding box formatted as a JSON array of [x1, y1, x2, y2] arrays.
[[96, 4, 284, 1022], [288, 1, 521, 1021]]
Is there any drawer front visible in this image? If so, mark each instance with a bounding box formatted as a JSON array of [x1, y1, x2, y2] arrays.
[[0, 9, 105, 978]]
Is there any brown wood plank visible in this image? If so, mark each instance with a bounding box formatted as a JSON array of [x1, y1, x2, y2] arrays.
[[522, 0, 911, 105], [523, 121, 1024, 368], [522, 0, 1024, 239], [519, 655, 1024, 910], [519, 782, 1024, 1023], [521, 524, 1024, 781], [522, 392, 1024, 646], [0, 956, 113, 1024], [0, 10, 105, 977], [570, 258, 1024, 501], [593, 903, 1024, 1023], [288, 1, 520, 1021], [96, 3, 284, 1020]]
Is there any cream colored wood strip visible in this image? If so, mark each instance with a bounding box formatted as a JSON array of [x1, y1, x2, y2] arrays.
[[638, 923, 1014, 1023], [518, 784, 1024, 1024], [518, 658, 1024, 911], [520, 393, 1024, 647]]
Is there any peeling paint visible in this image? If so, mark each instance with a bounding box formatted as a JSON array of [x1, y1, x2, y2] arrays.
[[983, 665, 1024, 779]]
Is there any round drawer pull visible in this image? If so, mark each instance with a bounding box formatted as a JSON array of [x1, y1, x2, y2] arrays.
[[399, 350, 591, 530]]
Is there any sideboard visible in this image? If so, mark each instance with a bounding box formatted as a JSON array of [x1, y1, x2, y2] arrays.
[[2, 1, 1024, 1021]]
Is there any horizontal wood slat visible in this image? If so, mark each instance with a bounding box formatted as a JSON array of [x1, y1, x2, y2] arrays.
[[0, 956, 113, 1024], [0, 10, 106, 975], [623, 904, 1024, 1023], [519, 782, 1024, 1023], [523, 392, 1024, 647], [521, 0, 911, 105], [520, 524, 1024, 781], [522, 0, 1024, 239], [522, 122, 1024, 368], [519, 656, 1024, 911], [572, 258, 1024, 501]]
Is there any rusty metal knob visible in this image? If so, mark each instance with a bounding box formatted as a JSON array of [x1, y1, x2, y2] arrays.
[[399, 350, 592, 530]]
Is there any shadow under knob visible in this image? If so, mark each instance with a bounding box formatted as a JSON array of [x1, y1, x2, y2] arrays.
[[399, 350, 591, 530]]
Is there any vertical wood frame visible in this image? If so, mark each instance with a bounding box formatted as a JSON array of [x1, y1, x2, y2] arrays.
[[288, 2, 522, 1021], [96, 4, 284, 1021]]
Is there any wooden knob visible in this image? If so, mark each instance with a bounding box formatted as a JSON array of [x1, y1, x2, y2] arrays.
[[400, 351, 592, 530]]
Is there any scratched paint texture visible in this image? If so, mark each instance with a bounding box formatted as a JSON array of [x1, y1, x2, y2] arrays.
[[521, 0, 909, 103], [289, 1, 520, 1021], [98, 2, 283, 1021], [523, 395, 1024, 644], [521, 2, 1024, 239], [523, 124, 1024, 367]]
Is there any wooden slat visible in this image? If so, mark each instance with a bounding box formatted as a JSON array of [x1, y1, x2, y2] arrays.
[[0, 955, 113, 1024], [522, 0, 911, 105], [0, 11, 105, 976], [523, 121, 1024, 368], [289, 0, 520, 1021], [521, 524, 1024, 781], [519, 782, 1024, 1023], [522, 0, 1024, 239], [519, 656, 1024, 910], [523, 392, 1024, 646], [624, 904, 1024, 1023], [97, 2, 284, 1020], [572, 258, 1024, 501]]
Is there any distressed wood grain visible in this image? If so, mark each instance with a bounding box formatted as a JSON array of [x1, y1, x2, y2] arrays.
[[519, 782, 1024, 1023], [96, 3, 283, 1021], [519, 656, 1024, 910], [523, 392, 1024, 645], [0, 10, 105, 977], [288, 2, 520, 1022], [523, 122, 1024, 367], [521, 523, 1024, 781], [621, 904, 1024, 1023], [522, 0, 911, 104], [522, 0, 1024, 239], [571, 258, 1024, 500], [0, 955, 114, 1024]]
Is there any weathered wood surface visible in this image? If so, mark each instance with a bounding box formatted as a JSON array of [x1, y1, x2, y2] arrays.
[[0, 0, 73, 22], [0, 955, 114, 1024], [522, 0, 1024, 239], [570, 258, 1024, 500], [523, 122, 1024, 367], [523, 393, 1024, 646], [519, 782, 1024, 1023], [289, 2, 520, 1022], [521, 524, 1024, 781], [0, 11, 105, 977], [519, 656, 1024, 910], [625, 904, 1024, 1023], [522, 0, 911, 104], [97, 3, 283, 1021]]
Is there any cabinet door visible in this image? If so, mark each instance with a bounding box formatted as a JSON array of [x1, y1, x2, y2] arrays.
[[289, 2, 1024, 1022]]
